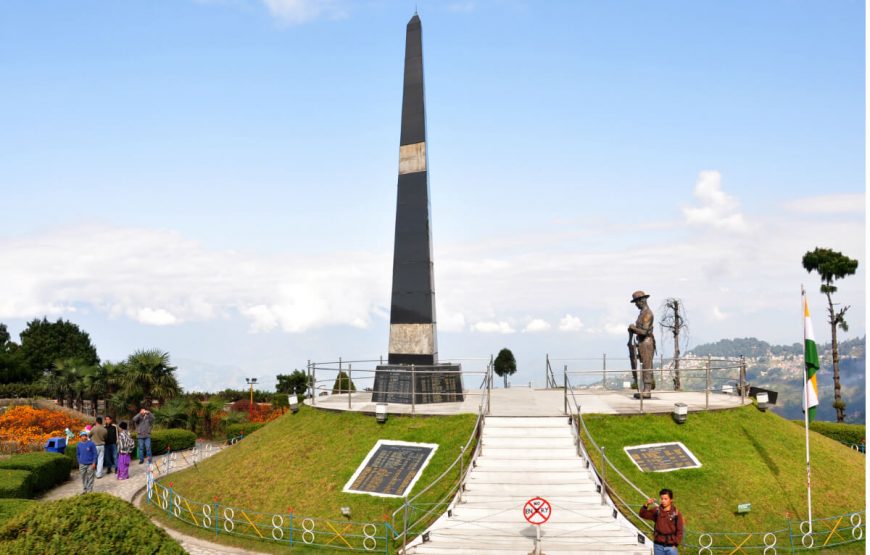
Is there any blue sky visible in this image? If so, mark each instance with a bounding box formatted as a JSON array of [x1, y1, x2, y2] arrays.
[[0, 1, 864, 390]]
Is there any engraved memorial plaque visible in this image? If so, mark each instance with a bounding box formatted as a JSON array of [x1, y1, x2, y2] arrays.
[[623, 442, 701, 472], [343, 440, 438, 497], [372, 364, 464, 404]]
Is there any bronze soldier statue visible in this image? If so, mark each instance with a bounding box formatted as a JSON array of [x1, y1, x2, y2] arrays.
[[628, 290, 656, 399]]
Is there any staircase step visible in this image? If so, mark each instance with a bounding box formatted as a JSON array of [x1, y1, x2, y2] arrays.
[[467, 470, 591, 484], [483, 427, 573, 438], [463, 482, 598, 496], [427, 529, 640, 544], [481, 447, 579, 459], [451, 506, 623, 523], [483, 436, 576, 449], [485, 417, 570, 428], [473, 458, 585, 471], [458, 494, 606, 508]]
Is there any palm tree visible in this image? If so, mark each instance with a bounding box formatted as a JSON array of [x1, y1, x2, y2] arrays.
[[118, 349, 182, 409]]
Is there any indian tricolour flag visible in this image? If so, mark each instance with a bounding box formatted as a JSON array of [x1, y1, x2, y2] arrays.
[[803, 295, 820, 422]]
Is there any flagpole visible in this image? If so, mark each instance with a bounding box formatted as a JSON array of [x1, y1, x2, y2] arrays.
[[801, 285, 813, 535]]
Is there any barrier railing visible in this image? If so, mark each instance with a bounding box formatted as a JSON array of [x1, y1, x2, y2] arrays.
[[390, 362, 493, 550], [555, 355, 748, 414], [306, 357, 492, 414], [565, 375, 866, 553]]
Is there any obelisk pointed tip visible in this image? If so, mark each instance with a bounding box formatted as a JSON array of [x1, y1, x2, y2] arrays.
[[408, 12, 421, 26]]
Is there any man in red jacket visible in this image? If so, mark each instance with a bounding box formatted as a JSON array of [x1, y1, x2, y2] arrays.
[[639, 488, 685, 555]]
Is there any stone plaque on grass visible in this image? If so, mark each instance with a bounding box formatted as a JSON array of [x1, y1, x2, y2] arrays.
[[624, 442, 701, 472], [343, 440, 438, 498]]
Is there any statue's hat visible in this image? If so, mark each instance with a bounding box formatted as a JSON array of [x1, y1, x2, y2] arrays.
[[630, 291, 650, 303]]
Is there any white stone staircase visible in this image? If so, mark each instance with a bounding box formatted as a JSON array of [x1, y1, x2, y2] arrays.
[[408, 416, 649, 555]]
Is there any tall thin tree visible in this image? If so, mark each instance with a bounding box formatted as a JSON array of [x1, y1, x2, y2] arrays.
[[802, 247, 859, 422], [659, 298, 689, 391]]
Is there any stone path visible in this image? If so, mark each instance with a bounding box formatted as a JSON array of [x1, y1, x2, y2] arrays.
[[39, 443, 266, 554]]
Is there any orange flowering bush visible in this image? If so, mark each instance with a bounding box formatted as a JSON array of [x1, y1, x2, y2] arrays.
[[0, 406, 89, 454], [228, 400, 280, 423]]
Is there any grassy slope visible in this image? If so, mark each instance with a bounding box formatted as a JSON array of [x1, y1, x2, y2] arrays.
[[148, 405, 477, 552], [581, 405, 865, 550]]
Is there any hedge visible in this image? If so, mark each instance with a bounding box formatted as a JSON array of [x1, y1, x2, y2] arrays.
[[807, 421, 865, 446], [0, 452, 71, 494], [226, 422, 265, 439], [133, 429, 196, 455], [0, 499, 36, 527], [0, 470, 32, 499], [0, 492, 185, 554]]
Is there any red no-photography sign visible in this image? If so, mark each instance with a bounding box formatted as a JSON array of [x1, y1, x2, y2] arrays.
[[523, 497, 552, 525]]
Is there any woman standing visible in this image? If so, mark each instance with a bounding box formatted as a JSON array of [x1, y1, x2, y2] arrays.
[[116, 421, 135, 480]]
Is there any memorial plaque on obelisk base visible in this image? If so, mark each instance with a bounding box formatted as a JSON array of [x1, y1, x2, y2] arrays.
[[372, 14, 463, 404]]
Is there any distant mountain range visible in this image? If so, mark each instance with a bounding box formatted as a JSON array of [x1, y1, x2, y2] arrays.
[[688, 336, 865, 424]]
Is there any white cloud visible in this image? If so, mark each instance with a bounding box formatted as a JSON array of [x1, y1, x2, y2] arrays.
[[135, 308, 178, 326], [711, 305, 728, 321], [447, 1, 476, 13], [261, 0, 346, 25], [438, 309, 466, 333], [783, 193, 865, 214], [682, 171, 748, 232], [558, 314, 583, 332], [471, 321, 516, 334], [0, 225, 388, 333], [523, 319, 551, 333], [604, 323, 626, 336]]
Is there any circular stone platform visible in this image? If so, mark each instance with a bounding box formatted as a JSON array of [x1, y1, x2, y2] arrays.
[[305, 387, 746, 417]]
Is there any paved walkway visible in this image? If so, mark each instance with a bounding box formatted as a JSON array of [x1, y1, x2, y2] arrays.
[[39, 442, 266, 554], [309, 386, 746, 416]]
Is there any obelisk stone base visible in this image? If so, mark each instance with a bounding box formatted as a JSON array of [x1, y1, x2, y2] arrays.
[[372, 364, 464, 404]]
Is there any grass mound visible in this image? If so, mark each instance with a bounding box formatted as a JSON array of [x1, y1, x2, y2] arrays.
[[581, 405, 865, 539], [155, 405, 476, 522], [0, 493, 184, 554]]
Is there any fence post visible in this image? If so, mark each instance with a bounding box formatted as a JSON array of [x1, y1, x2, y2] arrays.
[[563, 365, 568, 415], [546, 354, 550, 388], [348, 364, 352, 409], [639, 384, 644, 414], [600, 446, 607, 505], [459, 445, 466, 503], [402, 498, 410, 553], [602, 353, 607, 390], [411, 365, 416, 416], [706, 355, 711, 410], [740, 355, 746, 406], [312, 362, 317, 406], [659, 353, 664, 387], [487, 362, 492, 415]]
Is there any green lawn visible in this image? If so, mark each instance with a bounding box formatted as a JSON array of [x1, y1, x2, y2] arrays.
[[145, 405, 478, 553], [580, 405, 865, 553]]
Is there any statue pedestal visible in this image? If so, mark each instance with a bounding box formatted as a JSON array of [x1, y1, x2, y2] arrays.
[[372, 364, 464, 404]]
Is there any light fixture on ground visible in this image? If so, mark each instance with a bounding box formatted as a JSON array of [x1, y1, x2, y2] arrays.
[[673, 402, 688, 424], [288, 394, 299, 414], [721, 383, 734, 394], [756, 391, 769, 412], [340, 506, 351, 519], [376, 403, 388, 424]]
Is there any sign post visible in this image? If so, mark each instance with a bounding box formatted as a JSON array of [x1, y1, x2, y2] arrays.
[[523, 497, 551, 555]]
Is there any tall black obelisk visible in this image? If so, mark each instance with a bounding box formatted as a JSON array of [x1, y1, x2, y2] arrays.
[[388, 13, 436, 366], [372, 14, 463, 404]]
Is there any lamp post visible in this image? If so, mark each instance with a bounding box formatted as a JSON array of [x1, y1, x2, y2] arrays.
[[245, 378, 258, 420]]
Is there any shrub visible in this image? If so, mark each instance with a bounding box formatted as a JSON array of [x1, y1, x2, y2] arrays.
[[808, 421, 865, 446], [133, 429, 196, 456], [64, 440, 79, 469], [331, 370, 356, 394], [0, 470, 32, 499], [0, 405, 87, 454], [229, 399, 274, 422], [0, 383, 48, 398], [0, 499, 36, 527], [226, 422, 265, 439], [0, 452, 71, 494], [0, 492, 185, 554]]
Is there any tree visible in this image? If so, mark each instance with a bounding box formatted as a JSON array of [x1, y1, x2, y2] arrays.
[[331, 371, 356, 394], [659, 299, 689, 391], [19, 318, 99, 381], [0, 323, 28, 384], [276, 370, 312, 398], [802, 247, 859, 423], [493, 348, 517, 388], [118, 349, 181, 409]]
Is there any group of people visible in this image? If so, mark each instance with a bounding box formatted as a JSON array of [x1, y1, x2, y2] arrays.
[[74, 407, 155, 494]]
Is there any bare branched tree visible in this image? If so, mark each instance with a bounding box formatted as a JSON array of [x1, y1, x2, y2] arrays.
[[659, 298, 690, 390]]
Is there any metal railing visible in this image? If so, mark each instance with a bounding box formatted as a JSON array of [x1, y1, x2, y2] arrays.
[[305, 356, 492, 415], [552, 355, 748, 414], [390, 362, 493, 551], [565, 373, 867, 553]]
